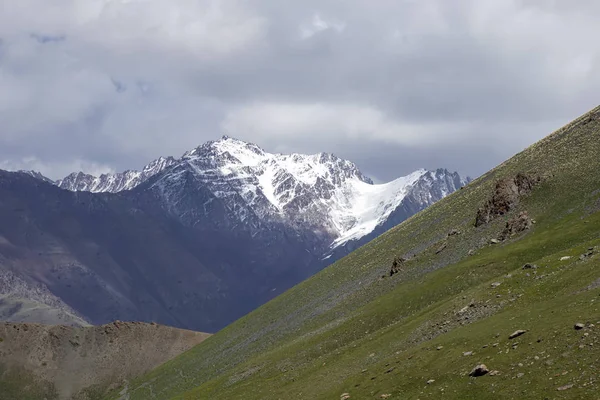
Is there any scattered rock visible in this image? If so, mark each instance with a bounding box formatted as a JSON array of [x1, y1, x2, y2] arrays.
[[436, 242, 448, 254], [448, 229, 461, 237], [390, 257, 406, 276], [516, 373, 525, 378], [436, 346, 444, 351], [490, 239, 501, 244], [580, 248, 595, 260], [560, 256, 572, 261], [491, 282, 502, 288], [427, 379, 435, 385], [475, 173, 541, 227], [489, 370, 501, 376], [557, 384, 574, 391], [522, 263, 538, 270], [468, 249, 476, 256], [341, 393, 351, 400], [469, 364, 489, 377], [385, 367, 395, 374], [575, 323, 585, 330], [499, 211, 533, 240], [509, 330, 527, 339], [380, 395, 391, 399], [463, 351, 473, 356]]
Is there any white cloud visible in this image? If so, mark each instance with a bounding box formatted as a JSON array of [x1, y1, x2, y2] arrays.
[[222, 102, 473, 147], [1, 0, 600, 180], [300, 14, 346, 39], [0, 0, 266, 59]]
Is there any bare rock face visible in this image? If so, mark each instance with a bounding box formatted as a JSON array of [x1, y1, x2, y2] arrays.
[[475, 174, 541, 227]]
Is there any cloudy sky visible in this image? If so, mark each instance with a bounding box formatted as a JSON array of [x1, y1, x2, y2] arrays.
[[0, 0, 598, 182]]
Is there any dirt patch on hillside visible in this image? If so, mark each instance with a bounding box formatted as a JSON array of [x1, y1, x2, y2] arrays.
[[0, 321, 210, 399], [475, 174, 541, 227]]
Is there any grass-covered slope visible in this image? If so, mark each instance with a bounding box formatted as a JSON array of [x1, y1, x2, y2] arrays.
[[112, 106, 600, 400]]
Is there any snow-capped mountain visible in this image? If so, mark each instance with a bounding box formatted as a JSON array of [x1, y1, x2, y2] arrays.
[[1, 138, 469, 331], [56, 136, 469, 250], [56, 156, 176, 193], [18, 170, 55, 184]]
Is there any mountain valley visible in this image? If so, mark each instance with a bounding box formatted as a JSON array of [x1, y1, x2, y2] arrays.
[[6, 104, 600, 400], [2, 106, 600, 399]]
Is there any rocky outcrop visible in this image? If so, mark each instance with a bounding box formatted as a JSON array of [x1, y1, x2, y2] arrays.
[[499, 211, 533, 240], [475, 173, 541, 227]]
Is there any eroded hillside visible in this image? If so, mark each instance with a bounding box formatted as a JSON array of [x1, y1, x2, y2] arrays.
[[0, 322, 209, 400]]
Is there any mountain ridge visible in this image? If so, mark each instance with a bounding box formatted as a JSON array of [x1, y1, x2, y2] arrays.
[[0, 138, 467, 334], [40, 137, 470, 249]]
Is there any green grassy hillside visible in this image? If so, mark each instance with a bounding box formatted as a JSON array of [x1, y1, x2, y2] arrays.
[[111, 106, 600, 400]]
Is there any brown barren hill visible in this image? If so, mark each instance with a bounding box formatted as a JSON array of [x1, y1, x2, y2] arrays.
[[0, 321, 210, 400]]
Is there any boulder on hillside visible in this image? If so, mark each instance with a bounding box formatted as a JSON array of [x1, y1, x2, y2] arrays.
[[509, 329, 527, 339], [522, 263, 538, 270], [390, 256, 406, 276], [469, 364, 489, 377], [436, 242, 448, 254]]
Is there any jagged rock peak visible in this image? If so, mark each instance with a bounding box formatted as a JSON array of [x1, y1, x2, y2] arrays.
[[17, 170, 54, 183], [48, 136, 467, 249]]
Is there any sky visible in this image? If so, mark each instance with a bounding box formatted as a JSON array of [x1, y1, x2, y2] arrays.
[[0, 0, 599, 182]]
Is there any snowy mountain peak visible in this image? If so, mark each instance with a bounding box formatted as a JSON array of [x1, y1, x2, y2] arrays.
[[56, 157, 176, 193], [17, 170, 54, 183], [54, 137, 468, 249]]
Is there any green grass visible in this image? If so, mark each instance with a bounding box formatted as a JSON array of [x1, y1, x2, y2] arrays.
[[0, 366, 58, 400], [107, 106, 600, 400]]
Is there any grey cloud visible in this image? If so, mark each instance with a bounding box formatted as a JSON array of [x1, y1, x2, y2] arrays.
[[0, 0, 599, 180]]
